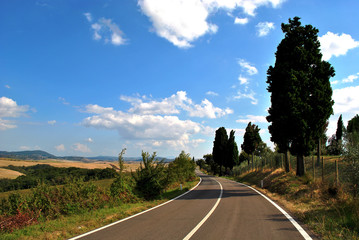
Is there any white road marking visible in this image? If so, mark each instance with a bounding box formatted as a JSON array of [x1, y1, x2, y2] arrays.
[[236, 181, 312, 240], [69, 178, 202, 240], [183, 178, 223, 240]]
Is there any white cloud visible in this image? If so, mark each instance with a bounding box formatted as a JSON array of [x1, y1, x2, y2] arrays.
[[48, 120, 56, 125], [319, 32, 359, 61], [238, 59, 258, 75], [186, 99, 233, 118], [84, 12, 93, 22], [138, 0, 217, 48], [5, 85, 10, 89], [342, 73, 359, 83], [236, 115, 267, 123], [238, 75, 249, 85], [86, 138, 94, 143], [0, 97, 29, 118], [121, 91, 232, 119], [331, 80, 339, 85], [234, 17, 249, 25], [206, 91, 219, 96], [256, 21, 275, 37], [55, 144, 66, 152], [332, 85, 359, 114], [72, 143, 91, 153], [138, 0, 285, 48], [86, 15, 126, 46], [83, 107, 203, 141], [0, 97, 29, 130], [234, 89, 258, 105], [20, 146, 31, 150], [0, 119, 16, 130]]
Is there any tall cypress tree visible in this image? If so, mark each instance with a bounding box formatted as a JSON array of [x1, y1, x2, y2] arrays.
[[212, 127, 228, 176], [267, 17, 335, 176], [241, 122, 262, 170], [336, 114, 344, 141], [227, 130, 239, 170]]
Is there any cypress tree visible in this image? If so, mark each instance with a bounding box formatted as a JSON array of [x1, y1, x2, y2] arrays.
[[266, 17, 335, 176]]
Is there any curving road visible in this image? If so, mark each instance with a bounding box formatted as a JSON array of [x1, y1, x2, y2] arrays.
[[71, 171, 315, 240]]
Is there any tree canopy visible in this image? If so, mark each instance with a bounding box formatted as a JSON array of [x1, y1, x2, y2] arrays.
[[241, 122, 262, 169], [266, 17, 335, 176]]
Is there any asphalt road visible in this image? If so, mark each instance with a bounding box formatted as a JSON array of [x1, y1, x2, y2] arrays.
[[72, 172, 314, 240]]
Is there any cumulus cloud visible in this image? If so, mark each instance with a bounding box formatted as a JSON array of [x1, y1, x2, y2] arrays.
[[319, 32, 359, 61], [72, 143, 91, 153], [238, 59, 258, 75], [236, 115, 267, 123], [233, 89, 258, 105], [86, 138, 94, 143], [81, 91, 229, 149], [342, 73, 359, 83], [206, 91, 219, 96], [256, 21, 275, 37], [332, 85, 359, 114], [0, 97, 29, 130], [138, 0, 285, 48], [238, 75, 249, 85], [82, 106, 203, 141], [121, 91, 232, 119], [85, 13, 126, 46], [55, 144, 65, 152], [234, 17, 249, 25], [5, 85, 10, 89]]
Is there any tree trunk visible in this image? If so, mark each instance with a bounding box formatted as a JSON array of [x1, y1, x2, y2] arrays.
[[284, 150, 290, 172], [316, 138, 321, 166], [296, 154, 305, 176], [251, 152, 254, 170]]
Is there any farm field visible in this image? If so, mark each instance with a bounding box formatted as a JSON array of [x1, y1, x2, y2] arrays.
[[0, 158, 141, 179]]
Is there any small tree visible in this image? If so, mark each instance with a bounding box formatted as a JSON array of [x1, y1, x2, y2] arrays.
[[168, 151, 196, 183], [132, 151, 167, 200], [241, 122, 262, 170], [118, 148, 126, 175]]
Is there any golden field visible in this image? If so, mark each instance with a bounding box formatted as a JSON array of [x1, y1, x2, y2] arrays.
[[0, 158, 141, 179]]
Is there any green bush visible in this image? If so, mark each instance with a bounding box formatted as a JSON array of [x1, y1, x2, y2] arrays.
[[110, 175, 136, 203], [169, 151, 196, 183], [132, 151, 168, 200]]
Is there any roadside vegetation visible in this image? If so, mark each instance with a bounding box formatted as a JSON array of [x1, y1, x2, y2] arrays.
[[0, 150, 198, 239]]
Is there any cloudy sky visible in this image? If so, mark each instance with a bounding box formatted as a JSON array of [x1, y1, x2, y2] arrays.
[[1, 0, 358, 158]]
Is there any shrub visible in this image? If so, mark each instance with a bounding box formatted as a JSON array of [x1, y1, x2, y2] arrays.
[[168, 151, 196, 183], [132, 151, 168, 200]]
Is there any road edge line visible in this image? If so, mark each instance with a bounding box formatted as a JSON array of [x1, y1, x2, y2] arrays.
[[69, 178, 202, 240], [235, 181, 312, 240], [183, 178, 223, 240]]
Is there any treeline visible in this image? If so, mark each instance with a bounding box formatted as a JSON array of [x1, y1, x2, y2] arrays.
[[0, 150, 196, 232], [0, 165, 117, 192]]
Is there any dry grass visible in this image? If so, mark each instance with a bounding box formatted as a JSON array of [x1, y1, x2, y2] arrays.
[[0, 168, 24, 179], [0, 158, 140, 172]]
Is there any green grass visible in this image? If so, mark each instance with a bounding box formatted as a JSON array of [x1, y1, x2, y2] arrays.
[[0, 178, 199, 240], [229, 166, 359, 240]]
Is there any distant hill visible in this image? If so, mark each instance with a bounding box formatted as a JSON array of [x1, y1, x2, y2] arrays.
[[0, 150, 174, 162], [0, 150, 56, 160]]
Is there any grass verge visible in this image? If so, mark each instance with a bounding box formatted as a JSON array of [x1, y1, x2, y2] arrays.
[[0, 178, 199, 240], [229, 168, 359, 240]]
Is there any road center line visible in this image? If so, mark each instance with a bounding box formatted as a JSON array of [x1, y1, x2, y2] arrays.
[[70, 178, 202, 240], [183, 178, 223, 240]]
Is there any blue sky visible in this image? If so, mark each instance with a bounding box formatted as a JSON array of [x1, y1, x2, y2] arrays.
[[1, 0, 359, 158]]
